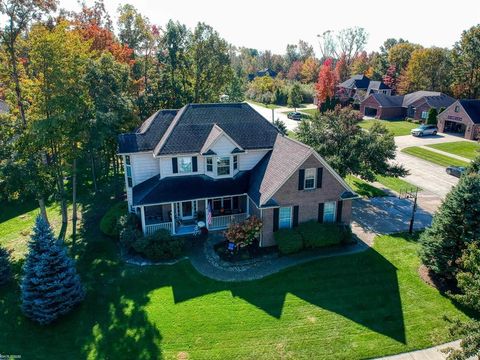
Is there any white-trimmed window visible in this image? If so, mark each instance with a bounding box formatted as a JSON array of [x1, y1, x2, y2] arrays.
[[323, 201, 336, 223], [454, 105, 460, 112], [304, 168, 316, 190], [217, 156, 230, 176], [178, 157, 192, 173], [206, 157, 213, 172], [421, 111, 428, 119], [125, 155, 133, 188], [279, 207, 292, 229], [233, 155, 238, 171]]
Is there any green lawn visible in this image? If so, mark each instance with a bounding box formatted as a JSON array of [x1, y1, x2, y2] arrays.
[[375, 175, 421, 193], [299, 108, 319, 117], [0, 195, 469, 359], [359, 119, 417, 137], [246, 100, 281, 109], [427, 141, 480, 160], [346, 175, 387, 197], [402, 146, 470, 167]]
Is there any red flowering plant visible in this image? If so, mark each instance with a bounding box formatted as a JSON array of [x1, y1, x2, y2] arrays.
[[224, 216, 263, 248]]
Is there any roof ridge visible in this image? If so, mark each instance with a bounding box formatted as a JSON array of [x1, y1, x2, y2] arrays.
[[153, 105, 189, 156]]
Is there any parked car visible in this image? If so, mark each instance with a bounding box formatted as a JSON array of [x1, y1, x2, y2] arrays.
[[287, 112, 302, 120], [411, 124, 438, 137], [446, 166, 465, 178]]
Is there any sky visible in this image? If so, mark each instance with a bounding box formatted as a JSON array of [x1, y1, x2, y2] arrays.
[[61, 0, 479, 55]]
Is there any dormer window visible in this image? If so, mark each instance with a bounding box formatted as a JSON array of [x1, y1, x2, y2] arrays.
[[206, 157, 213, 172], [179, 157, 193, 173], [217, 157, 230, 176], [233, 155, 238, 171]]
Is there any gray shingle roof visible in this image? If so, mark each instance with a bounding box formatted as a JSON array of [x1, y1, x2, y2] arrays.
[[367, 81, 391, 92], [366, 91, 455, 109], [338, 74, 370, 90], [371, 93, 404, 107], [459, 99, 480, 124], [0, 100, 9, 114]]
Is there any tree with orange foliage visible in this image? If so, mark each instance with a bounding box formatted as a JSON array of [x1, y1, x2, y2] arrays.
[[315, 58, 337, 106], [334, 54, 349, 83], [300, 57, 319, 83]]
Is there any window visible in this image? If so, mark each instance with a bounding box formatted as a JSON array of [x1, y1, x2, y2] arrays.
[[178, 157, 192, 173], [217, 156, 230, 176], [125, 155, 132, 188], [304, 168, 316, 190], [421, 111, 428, 119], [233, 155, 238, 171], [454, 105, 460, 112], [206, 157, 213, 172], [213, 198, 222, 211], [323, 201, 336, 223], [223, 197, 232, 210], [279, 207, 292, 229]]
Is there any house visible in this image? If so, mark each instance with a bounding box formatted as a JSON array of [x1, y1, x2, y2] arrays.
[[247, 68, 277, 81], [360, 91, 455, 120], [337, 75, 391, 105], [118, 103, 357, 247], [437, 99, 480, 140]]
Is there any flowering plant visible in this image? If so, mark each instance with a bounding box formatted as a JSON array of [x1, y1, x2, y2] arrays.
[[224, 216, 263, 247]]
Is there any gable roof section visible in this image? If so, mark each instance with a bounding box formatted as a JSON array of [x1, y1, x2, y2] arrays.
[[424, 94, 456, 109], [118, 110, 178, 153], [370, 93, 404, 107], [367, 81, 391, 93], [338, 74, 370, 90], [248, 134, 353, 207], [200, 123, 243, 155], [459, 99, 480, 124], [154, 103, 279, 156], [402, 91, 441, 107]]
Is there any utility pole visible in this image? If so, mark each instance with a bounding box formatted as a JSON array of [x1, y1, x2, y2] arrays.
[[271, 108, 274, 123]]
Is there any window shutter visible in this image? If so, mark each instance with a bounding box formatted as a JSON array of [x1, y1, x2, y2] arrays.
[[316, 168, 323, 188], [298, 169, 305, 190], [172, 157, 178, 174], [192, 156, 198, 172], [293, 206, 299, 227], [273, 208, 279, 232], [336, 201, 343, 223], [318, 203, 324, 223]]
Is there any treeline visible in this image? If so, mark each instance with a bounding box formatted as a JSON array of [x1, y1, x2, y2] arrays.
[[0, 0, 238, 239]]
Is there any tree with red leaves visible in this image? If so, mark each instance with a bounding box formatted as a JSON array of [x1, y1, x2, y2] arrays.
[[335, 54, 349, 83], [382, 64, 397, 92], [315, 58, 337, 106], [286, 60, 303, 81]]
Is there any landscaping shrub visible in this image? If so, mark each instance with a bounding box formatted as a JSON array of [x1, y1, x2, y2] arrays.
[[132, 229, 184, 261], [0, 246, 12, 286], [275, 229, 303, 254], [100, 201, 128, 237], [118, 213, 142, 248], [297, 221, 352, 249]]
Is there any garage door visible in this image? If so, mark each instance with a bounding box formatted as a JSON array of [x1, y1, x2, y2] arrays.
[[364, 107, 378, 117]]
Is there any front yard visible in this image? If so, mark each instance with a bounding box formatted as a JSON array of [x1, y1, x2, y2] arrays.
[[427, 141, 480, 160], [402, 146, 470, 167], [359, 119, 418, 137], [0, 194, 469, 359]]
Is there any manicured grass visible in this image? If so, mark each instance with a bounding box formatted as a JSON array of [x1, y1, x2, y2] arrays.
[[427, 141, 480, 160], [346, 175, 387, 198], [0, 196, 469, 359], [299, 108, 319, 117], [375, 175, 421, 193], [287, 130, 297, 139], [402, 146, 470, 167], [359, 119, 417, 136], [246, 100, 281, 109]]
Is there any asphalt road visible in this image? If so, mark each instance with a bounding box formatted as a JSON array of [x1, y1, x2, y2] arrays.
[[246, 101, 311, 131]]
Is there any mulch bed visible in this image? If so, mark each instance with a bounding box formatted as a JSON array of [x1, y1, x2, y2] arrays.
[[418, 264, 458, 294]]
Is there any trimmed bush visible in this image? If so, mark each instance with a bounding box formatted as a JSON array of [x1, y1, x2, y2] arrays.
[[275, 229, 303, 255], [118, 213, 142, 248], [299, 221, 351, 249], [100, 202, 128, 237], [132, 229, 184, 261], [0, 246, 12, 286]]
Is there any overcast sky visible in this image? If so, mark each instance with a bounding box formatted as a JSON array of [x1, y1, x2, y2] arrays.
[[61, 0, 479, 54]]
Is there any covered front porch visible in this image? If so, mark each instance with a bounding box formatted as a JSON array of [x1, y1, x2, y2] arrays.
[[141, 194, 249, 236]]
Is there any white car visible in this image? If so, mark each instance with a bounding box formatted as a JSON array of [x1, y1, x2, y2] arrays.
[[411, 124, 438, 137]]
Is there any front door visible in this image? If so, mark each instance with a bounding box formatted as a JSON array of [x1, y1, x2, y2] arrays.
[[180, 201, 194, 220]]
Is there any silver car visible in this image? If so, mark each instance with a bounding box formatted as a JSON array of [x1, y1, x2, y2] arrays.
[[411, 124, 438, 137]]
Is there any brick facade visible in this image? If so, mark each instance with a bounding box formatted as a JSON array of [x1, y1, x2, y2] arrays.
[[438, 101, 479, 140], [257, 154, 353, 247]]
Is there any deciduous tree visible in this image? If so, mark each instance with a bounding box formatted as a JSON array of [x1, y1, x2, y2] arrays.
[[315, 58, 337, 105]]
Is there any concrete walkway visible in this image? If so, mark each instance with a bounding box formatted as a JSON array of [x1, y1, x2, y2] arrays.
[[375, 340, 461, 360]]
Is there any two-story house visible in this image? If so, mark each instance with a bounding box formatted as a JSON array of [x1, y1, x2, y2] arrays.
[[118, 103, 357, 247]]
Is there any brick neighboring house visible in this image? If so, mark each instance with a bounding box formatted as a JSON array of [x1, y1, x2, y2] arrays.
[[118, 103, 357, 247], [337, 74, 391, 106], [360, 91, 455, 120], [437, 99, 480, 140]]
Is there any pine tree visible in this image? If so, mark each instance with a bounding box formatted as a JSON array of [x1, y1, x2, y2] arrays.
[[426, 108, 438, 125], [21, 216, 85, 325], [0, 246, 12, 286], [419, 169, 480, 279]]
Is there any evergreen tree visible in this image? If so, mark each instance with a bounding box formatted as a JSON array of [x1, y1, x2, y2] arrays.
[[0, 246, 12, 285], [273, 118, 288, 136], [21, 216, 84, 325], [419, 169, 480, 279], [426, 108, 438, 125], [288, 83, 303, 109]]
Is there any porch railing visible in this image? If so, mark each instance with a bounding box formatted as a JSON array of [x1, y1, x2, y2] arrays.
[[210, 213, 248, 229], [145, 222, 173, 235]]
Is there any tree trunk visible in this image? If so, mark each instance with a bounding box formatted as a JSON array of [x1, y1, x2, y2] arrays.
[[38, 197, 49, 225], [56, 173, 68, 240], [72, 157, 78, 244], [8, 40, 27, 128], [90, 152, 98, 193]]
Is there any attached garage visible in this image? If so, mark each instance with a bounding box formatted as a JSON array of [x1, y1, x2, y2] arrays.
[[364, 107, 378, 117], [438, 100, 480, 140]]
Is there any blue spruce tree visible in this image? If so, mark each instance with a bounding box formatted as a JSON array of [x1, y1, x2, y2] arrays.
[[0, 246, 12, 285], [21, 216, 85, 325]]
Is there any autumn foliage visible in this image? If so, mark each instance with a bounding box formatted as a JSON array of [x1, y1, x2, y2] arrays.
[[315, 58, 337, 105], [224, 216, 263, 247]]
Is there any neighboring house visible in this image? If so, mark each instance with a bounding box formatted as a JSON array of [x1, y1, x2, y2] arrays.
[[247, 68, 278, 81], [437, 99, 480, 140], [118, 103, 357, 247], [0, 100, 9, 114], [360, 91, 455, 120], [337, 75, 391, 105]]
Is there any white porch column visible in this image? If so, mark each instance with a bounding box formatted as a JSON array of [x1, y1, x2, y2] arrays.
[[205, 199, 209, 230], [246, 196, 250, 216], [171, 202, 176, 235], [141, 206, 146, 235]]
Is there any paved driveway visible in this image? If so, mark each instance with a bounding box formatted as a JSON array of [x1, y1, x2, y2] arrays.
[[246, 101, 312, 131]]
